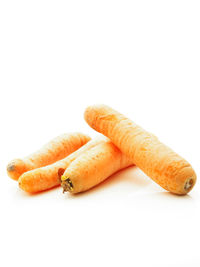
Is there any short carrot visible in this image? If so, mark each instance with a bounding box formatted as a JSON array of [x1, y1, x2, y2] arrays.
[[61, 140, 133, 194], [18, 137, 106, 193], [84, 104, 197, 195], [7, 132, 90, 181]]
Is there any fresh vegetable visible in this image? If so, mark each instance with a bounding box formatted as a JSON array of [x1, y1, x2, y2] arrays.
[[84, 104, 197, 195], [61, 140, 133, 193], [19, 137, 106, 193], [7, 132, 90, 180]]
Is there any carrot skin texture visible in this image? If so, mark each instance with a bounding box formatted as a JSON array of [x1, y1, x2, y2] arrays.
[[7, 132, 91, 181], [61, 140, 133, 194], [18, 137, 106, 193], [84, 105, 197, 195]]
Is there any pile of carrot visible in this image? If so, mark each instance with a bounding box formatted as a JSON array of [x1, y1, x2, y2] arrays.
[[7, 105, 197, 195]]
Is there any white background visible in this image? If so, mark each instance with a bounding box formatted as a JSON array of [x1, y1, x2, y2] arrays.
[[0, 1, 200, 266]]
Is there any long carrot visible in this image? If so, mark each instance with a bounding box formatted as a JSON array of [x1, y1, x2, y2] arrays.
[[61, 140, 133, 194], [84, 104, 197, 195], [7, 132, 90, 181], [18, 137, 106, 193]]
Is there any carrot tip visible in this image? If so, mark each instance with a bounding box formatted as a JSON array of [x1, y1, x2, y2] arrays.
[[184, 177, 194, 192], [61, 176, 74, 193], [7, 163, 15, 172]]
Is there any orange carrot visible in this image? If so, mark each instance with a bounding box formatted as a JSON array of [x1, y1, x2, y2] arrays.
[[18, 137, 106, 193], [7, 132, 90, 181], [61, 140, 133, 194], [84, 104, 197, 195]]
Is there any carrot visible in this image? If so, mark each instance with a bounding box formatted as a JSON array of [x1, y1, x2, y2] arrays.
[[61, 140, 133, 194], [7, 132, 90, 181], [84, 104, 197, 195], [18, 137, 106, 193]]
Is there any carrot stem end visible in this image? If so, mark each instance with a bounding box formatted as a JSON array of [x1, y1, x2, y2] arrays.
[[184, 177, 194, 193], [7, 163, 15, 172], [61, 176, 74, 193]]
